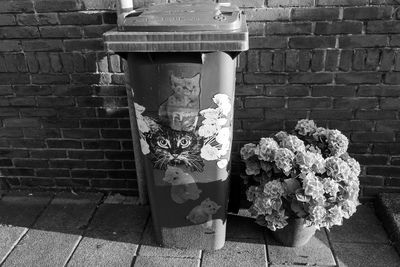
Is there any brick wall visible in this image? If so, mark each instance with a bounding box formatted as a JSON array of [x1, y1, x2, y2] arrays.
[[1, 0, 400, 199]]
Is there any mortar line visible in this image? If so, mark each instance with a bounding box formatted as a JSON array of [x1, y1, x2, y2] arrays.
[[130, 213, 151, 267], [0, 192, 55, 266], [63, 193, 107, 267], [324, 228, 340, 267]]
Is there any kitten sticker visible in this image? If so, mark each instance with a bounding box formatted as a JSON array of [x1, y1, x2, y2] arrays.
[[163, 166, 202, 204], [186, 198, 221, 233]]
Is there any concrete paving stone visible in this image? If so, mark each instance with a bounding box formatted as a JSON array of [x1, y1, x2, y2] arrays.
[[104, 193, 139, 205], [67, 203, 149, 266], [266, 229, 336, 267], [328, 204, 389, 244], [67, 237, 137, 267], [226, 214, 264, 241], [2, 192, 101, 267], [85, 204, 149, 241], [137, 218, 201, 259], [0, 191, 52, 263], [333, 242, 400, 267], [134, 256, 200, 267], [376, 193, 400, 253], [202, 239, 267, 267]]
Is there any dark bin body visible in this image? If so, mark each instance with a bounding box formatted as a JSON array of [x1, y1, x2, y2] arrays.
[[104, 2, 248, 250]]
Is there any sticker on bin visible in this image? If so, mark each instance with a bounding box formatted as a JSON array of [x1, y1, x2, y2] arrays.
[[119, 2, 242, 32]]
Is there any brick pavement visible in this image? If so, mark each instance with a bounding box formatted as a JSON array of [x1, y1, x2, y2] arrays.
[[0, 191, 399, 267]]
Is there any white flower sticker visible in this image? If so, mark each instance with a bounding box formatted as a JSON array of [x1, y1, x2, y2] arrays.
[[213, 93, 231, 116], [134, 103, 146, 114], [140, 138, 150, 155], [200, 108, 220, 120], [200, 144, 220, 161], [217, 159, 228, 169], [216, 127, 230, 145]]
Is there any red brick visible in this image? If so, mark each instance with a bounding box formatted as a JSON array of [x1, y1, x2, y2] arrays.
[[93, 85, 126, 96], [244, 73, 286, 84], [14, 85, 52, 96], [339, 35, 388, 48], [235, 108, 264, 119], [289, 73, 333, 84], [339, 50, 352, 71], [245, 8, 290, 21], [243, 120, 284, 130], [352, 49, 366, 71], [36, 52, 50, 73], [249, 36, 287, 49], [30, 150, 66, 159], [22, 40, 63, 51], [0, 0, 34, 13], [36, 169, 70, 178], [39, 26, 82, 38], [352, 132, 394, 143], [57, 107, 96, 118], [59, 12, 102, 25], [87, 160, 122, 169], [0, 26, 39, 39], [390, 35, 400, 46], [325, 49, 339, 71], [83, 140, 120, 150], [392, 157, 400, 166], [37, 97, 74, 107], [265, 109, 308, 120], [62, 129, 100, 139], [380, 98, 400, 110], [312, 85, 356, 97], [333, 97, 378, 109], [380, 50, 394, 71], [49, 159, 85, 169], [376, 121, 400, 132], [14, 159, 48, 168], [316, 0, 368, 6], [285, 50, 298, 71], [246, 50, 259, 72], [17, 13, 58, 25], [336, 72, 382, 84], [80, 119, 119, 128], [311, 50, 324, 71], [259, 51, 273, 71], [287, 97, 332, 109], [244, 97, 285, 108], [358, 85, 400, 97], [248, 22, 265, 36], [359, 176, 384, 186], [4, 53, 27, 72], [32, 74, 69, 84], [329, 120, 374, 131], [365, 49, 380, 70], [101, 129, 132, 139], [384, 73, 400, 85], [374, 143, 400, 154], [91, 179, 127, 189], [1, 168, 34, 176], [35, 0, 82, 12], [356, 110, 397, 120], [310, 110, 353, 120], [0, 14, 16, 26], [71, 170, 107, 178], [265, 22, 311, 35], [0, 86, 13, 96], [292, 8, 339, 21], [0, 129, 23, 138], [298, 50, 311, 71], [343, 6, 393, 20], [0, 159, 13, 166], [0, 74, 30, 85], [272, 51, 285, 71], [4, 118, 40, 128], [68, 150, 104, 159], [367, 21, 400, 34], [105, 151, 134, 160], [315, 22, 362, 35], [289, 36, 335, 48], [0, 40, 21, 52], [367, 167, 400, 177], [64, 39, 104, 52], [8, 97, 36, 106], [265, 85, 309, 96]]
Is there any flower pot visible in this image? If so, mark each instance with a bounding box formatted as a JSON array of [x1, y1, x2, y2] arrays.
[[271, 218, 316, 247]]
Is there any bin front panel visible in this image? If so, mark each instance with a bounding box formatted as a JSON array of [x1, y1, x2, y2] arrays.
[[128, 51, 236, 249]]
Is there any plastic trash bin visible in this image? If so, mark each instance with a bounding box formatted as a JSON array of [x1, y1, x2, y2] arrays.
[[104, 1, 248, 250]]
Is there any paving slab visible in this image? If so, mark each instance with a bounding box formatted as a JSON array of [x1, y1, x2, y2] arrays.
[[2, 192, 101, 267], [0, 191, 52, 264], [67, 203, 149, 266], [134, 256, 200, 267], [333, 242, 400, 267], [376, 193, 400, 254], [329, 204, 389, 244], [266, 229, 336, 267], [137, 218, 201, 259], [226, 214, 264, 241], [201, 239, 267, 267]]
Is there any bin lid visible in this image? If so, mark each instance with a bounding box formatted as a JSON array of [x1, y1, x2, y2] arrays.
[[121, 2, 242, 32], [103, 2, 248, 52]]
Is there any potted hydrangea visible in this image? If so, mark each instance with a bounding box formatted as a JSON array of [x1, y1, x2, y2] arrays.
[[240, 119, 360, 247]]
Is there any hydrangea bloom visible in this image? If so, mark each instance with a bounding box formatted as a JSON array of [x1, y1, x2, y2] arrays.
[[240, 143, 258, 160], [263, 180, 285, 198], [327, 129, 349, 156], [274, 148, 295, 175], [281, 134, 306, 153], [325, 157, 351, 182], [258, 137, 279, 161], [295, 119, 317, 136]]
